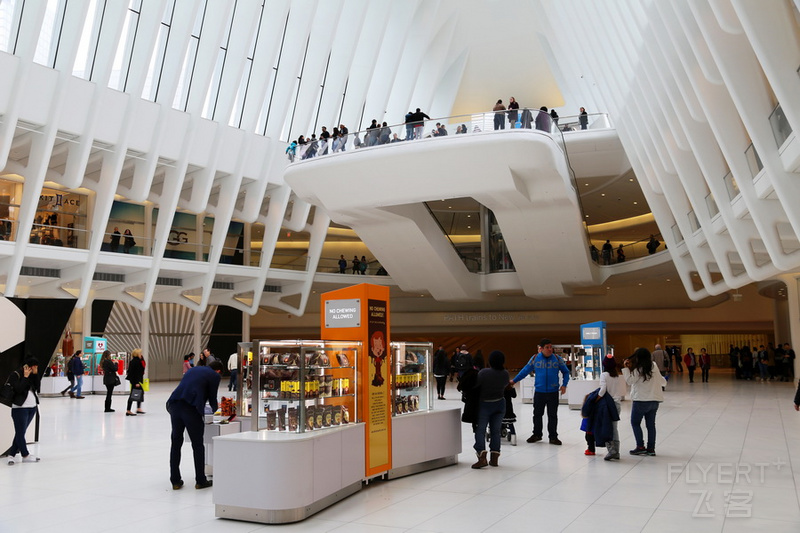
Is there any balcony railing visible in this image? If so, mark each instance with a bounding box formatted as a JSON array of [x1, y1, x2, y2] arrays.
[[768, 103, 792, 148], [723, 171, 740, 201], [745, 143, 763, 178], [589, 234, 665, 265], [287, 110, 612, 162]]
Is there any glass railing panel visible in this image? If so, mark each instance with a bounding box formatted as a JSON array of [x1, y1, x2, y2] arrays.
[[103, 231, 150, 255], [161, 239, 207, 261], [705, 192, 719, 218], [745, 143, 763, 178], [688, 210, 700, 233], [29, 222, 90, 249], [672, 223, 684, 244], [588, 234, 664, 264], [768, 103, 792, 148], [286, 110, 613, 162], [723, 171, 740, 201]]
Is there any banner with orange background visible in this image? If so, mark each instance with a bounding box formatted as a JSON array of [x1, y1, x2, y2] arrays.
[[320, 284, 391, 478]]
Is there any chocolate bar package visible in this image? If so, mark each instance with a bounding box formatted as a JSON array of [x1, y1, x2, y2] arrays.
[[288, 407, 298, 432], [266, 410, 277, 431], [335, 352, 350, 367], [314, 406, 323, 429], [278, 406, 287, 431], [322, 405, 332, 427], [332, 405, 342, 425], [342, 405, 350, 424], [305, 406, 315, 431]]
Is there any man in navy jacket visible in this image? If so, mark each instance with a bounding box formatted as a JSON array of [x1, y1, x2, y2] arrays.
[[510, 338, 570, 445], [167, 360, 222, 490]]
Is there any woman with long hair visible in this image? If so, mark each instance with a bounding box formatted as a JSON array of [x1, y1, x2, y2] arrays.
[[471, 351, 509, 469], [5, 356, 40, 465], [622, 348, 666, 456], [100, 350, 118, 413], [125, 349, 146, 416]]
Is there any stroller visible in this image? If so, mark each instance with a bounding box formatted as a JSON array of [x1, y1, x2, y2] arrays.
[[486, 385, 517, 446]]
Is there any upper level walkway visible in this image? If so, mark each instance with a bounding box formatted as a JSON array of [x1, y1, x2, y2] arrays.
[[286, 122, 670, 301]]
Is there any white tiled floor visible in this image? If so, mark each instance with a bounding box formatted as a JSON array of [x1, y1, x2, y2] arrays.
[[2, 370, 799, 532]]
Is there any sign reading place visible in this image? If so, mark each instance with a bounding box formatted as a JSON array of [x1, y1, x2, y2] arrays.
[[325, 298, 361, 328]]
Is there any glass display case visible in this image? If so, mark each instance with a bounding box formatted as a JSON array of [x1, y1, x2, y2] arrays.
[[244, 340, 360, 432], [390, 341, 432, 416], [235, 341, 253, 417]]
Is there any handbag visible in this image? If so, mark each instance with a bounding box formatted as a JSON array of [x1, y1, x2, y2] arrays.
[[141, 378, 149, 392], [113, 374, 121, 386], [0, 371, 17, 408], [130, 387, 144, 402]]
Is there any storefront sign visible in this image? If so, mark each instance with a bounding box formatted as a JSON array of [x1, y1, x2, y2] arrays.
[[325, 298, 361, 328]]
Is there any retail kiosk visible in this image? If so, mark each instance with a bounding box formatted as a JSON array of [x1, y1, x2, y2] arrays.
[[213, 284, 461, 524]]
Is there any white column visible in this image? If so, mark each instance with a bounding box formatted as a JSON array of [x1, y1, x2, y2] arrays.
[[777, 273, 800, 380], [141, 308, 150, 379], [193, 310, 202, 355]]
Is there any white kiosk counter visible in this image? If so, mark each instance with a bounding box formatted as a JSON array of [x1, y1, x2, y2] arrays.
[[213, 423, 365, 524], [388, 408, 461, 478]]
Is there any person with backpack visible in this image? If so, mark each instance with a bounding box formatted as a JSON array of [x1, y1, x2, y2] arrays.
[[454, 345, 472, 380]]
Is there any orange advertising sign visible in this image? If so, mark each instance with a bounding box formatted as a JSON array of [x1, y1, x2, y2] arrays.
[[320, 284, 391, 478]]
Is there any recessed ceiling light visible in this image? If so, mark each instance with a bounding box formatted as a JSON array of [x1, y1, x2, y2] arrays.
[[633, 201, 638, 205], [638, 283, 642, 286], [585, 215, 589, 218], [666, 279, 671, 282], [629, 178, 634, 182], [467, 225, 471, 229], [448, 206, 452, 209], [467, 215, 471, 218], [606, 286, 610, 290], [601, 193, 605, 197], [585, 183, 589, 186]]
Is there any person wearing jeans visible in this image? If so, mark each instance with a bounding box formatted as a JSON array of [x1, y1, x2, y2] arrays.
[[622, 348, 666, 456], [509, 338, 570, 445], [68, 352, 85, 399], [6, 357, 41, 465], [471, 351, 509, 469]]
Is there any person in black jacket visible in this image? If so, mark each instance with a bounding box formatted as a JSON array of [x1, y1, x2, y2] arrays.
[[432, 346, 450, 400], [6, 356, 41, 465], [125, 348, 146, 416], [167, 361, 222, 490], [100, 350, 118, 412]]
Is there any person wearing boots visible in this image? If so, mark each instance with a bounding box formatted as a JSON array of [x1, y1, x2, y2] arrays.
[[598, 355, 626, 460], [100, 350, 118, 412], [471, 351, 509, 469]]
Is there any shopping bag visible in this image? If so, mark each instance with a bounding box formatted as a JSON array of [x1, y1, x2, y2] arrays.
[[141, 378, 149, 392], [130, 387, 144, 402]]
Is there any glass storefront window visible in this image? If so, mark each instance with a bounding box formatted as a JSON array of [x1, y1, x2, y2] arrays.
[[32, 187, 88, 248]]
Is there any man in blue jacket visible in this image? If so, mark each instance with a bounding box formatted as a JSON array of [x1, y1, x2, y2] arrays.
[[510, 338, 570, 445], [167, 360, 222, 490]]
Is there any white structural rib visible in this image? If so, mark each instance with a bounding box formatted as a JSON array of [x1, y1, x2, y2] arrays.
[[536, 0, 800, 301]]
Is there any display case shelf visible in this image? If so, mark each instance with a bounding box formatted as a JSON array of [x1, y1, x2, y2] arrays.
[[391, 342, 432, 416], [240, 340, 361, 432]]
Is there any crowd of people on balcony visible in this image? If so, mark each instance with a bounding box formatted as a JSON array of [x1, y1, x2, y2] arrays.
[[286, 103, 596, 163]]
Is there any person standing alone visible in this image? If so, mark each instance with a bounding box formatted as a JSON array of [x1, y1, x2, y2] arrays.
[[167, 360, 222, 490], [509, 338, 570, 445]]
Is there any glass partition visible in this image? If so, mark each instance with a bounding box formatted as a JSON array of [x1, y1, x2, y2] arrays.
[[768, 103, 792, 148]]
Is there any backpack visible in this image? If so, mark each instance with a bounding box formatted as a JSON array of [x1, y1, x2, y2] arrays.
[[456, 352, 471, 370]]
